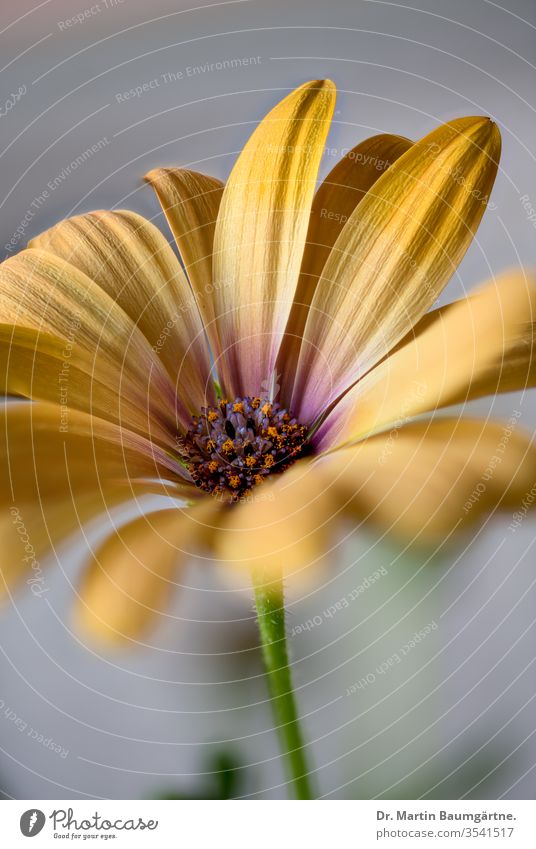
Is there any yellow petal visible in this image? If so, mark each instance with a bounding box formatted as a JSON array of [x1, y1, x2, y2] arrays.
[[75, 500, 219, 644], [0, 323, 174, 447], [320, 270, 536, 449], [0, 402, 188, 508], [281, 134, 413, 396], [448, 319, 536, 401], [214, 458, 340, 582], [29, 210, 214, 413], [0, 248, 184, 432], [322, 417, 536, 544], [0, 481, 184, 600], [144, 168, 224, 337], [212, 80, 336, 396], [292, 116, 501, 424]]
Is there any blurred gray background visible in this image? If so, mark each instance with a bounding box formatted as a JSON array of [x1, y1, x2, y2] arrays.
[[0, 0, 535, 799]]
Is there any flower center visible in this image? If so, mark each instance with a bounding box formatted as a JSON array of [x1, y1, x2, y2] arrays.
[[178, 396, 309, 500]]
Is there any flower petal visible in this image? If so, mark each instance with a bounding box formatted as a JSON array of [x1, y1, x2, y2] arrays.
[[321, 417, 536, 544], [74, 500, 218, 644], [212, 80, 336, 396], [0, 324, 173, 447], [29, 210, 214, 413], [0, 401, 188, 508], [292, 116, 501, 424], [448, 320, 536, 401], [0, 481, 184, 600], [316, 270, 536, 450], [144, 168, 224, 337], [0, 248, 186, 433], [213, 458, 341, 581], [280, 134, 412, 399]]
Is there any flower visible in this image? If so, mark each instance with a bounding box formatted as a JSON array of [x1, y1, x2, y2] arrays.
[[1, 80, 535, 644]]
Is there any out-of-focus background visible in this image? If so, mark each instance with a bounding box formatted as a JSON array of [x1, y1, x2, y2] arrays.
[[0, 0, 535, 800]]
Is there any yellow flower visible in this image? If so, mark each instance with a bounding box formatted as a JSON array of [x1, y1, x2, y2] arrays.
[[1, 80, 535, 644]]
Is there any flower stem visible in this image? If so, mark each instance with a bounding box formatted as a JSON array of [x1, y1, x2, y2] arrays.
[[252, 568, 314, 799]]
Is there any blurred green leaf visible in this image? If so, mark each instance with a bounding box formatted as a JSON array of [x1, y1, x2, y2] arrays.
[[154, 749, 243, 800]]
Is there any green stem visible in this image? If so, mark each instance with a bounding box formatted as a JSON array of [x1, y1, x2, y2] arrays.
[[252, 568, 314, 800]]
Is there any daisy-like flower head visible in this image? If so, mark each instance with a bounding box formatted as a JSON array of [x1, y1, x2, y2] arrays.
[[1, 80, 535, 643]]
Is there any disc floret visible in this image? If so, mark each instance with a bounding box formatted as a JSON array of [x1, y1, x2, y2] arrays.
[[179, 396, 308, 499]]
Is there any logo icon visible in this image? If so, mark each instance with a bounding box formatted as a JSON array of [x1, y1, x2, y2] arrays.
[[20, 810, 46, 837]]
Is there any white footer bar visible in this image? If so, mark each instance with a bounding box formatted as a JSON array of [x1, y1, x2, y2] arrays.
[[1, 799, 531, 847]]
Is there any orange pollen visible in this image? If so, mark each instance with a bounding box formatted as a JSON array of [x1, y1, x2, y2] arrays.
[[179, 396, 309, 499]]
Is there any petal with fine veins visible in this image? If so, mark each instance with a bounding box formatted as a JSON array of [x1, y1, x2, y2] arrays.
[[0, 402, 189, 507], [0, 248, 185, 433], [0, 324, 174, 448], [316, 270, 536, 450], [144, 168, 224, 343], [29, 210, 214, 412], [447, 320, 536, 402], [212, 80, 336, 397], [281, 133, 412, 399], [321, 417, 536, 544], [292, 116, 501, 424]]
